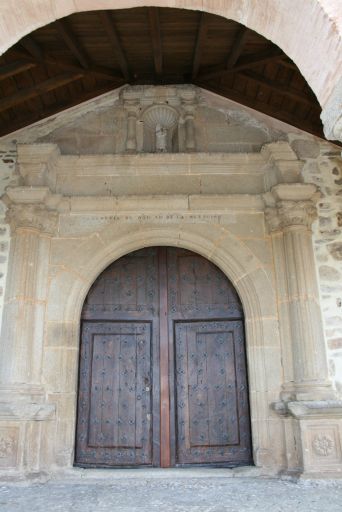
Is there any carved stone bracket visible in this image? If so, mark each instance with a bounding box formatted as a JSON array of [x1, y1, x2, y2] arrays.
[[17, 143, 60, 188], [261, 141, 304, 186]]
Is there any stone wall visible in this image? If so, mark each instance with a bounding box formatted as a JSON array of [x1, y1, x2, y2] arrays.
[[299, 140, 342, 396]]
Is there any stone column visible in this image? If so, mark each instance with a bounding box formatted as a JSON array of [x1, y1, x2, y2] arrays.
[[265, 183, 334, 401], [125, 102, 138, 153], [183, 105, 196, 152], [0, 200, 57, 401]]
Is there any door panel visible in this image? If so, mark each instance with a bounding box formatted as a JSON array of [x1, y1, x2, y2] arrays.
[[76, 247, 252, 468], [174, 320, 252, 465], [76, 321, 152, 466]]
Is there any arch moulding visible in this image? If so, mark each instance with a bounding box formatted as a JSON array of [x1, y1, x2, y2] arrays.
[[63, 225, 282, 471], [0, 1, 341, 139]]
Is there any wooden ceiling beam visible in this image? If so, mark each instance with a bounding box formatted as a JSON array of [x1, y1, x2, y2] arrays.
[[239, 69, 319, 108], [225, 26, 249, 70], [98, 11, 130, 81], [197, 48, 284, 81], [0, 60, 37, 81], [0, 71, 85, 113], [0, 84, 118, 136], [13, 46, 122, 82], [191, 12, 208, 80], [148, 7, 163, 78], [20, 35, 44, 61], [55, 19, 89, 69], [194, 80, 322, 136]]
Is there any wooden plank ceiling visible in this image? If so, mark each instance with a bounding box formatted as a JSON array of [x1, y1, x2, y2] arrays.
[[0, 7, 323, 137]]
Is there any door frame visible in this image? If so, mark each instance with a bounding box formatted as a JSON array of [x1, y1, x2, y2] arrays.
[[70, 227, 279, 469]]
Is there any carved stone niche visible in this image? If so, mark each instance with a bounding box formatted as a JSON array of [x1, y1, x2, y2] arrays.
[[122, 85, 198, 153], [142, 105, 179, 153]]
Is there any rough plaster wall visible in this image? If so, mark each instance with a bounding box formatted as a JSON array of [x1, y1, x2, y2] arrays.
[[0, 89, 341, 395]]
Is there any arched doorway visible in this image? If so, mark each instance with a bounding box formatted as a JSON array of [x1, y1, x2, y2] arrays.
[[75, 246, 252, 468]]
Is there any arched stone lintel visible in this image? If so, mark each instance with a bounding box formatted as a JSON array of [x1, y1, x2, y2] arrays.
[[66, 226, 276, 328], [57, 225, 280, 466]]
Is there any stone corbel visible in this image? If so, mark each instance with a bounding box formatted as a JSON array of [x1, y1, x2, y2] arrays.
[[17, 143, 60, 190], [261, 142, 304, 187]]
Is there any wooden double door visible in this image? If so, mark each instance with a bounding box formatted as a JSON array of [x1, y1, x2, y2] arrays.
[[75, 247, 252, 468]]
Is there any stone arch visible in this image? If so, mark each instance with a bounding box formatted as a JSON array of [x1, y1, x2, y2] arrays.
[[0, 0, 340, 114], [59, 225, 281, 468]]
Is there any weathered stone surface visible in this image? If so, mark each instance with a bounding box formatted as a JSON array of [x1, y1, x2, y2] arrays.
[[1, 476, 342, 511], [291, 139, 320, 158], [328, 338, 342, 350], [319, 265, 342, 281], [328, 243, 342, 260]]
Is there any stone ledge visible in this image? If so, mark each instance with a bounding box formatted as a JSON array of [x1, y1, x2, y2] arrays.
[[273, 400, 342, 419]]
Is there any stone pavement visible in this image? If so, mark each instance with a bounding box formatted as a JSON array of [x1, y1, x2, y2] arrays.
[[0, 469, 342, 512]]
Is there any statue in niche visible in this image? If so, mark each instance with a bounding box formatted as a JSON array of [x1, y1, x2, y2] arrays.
[[155, 123, 168, 152]]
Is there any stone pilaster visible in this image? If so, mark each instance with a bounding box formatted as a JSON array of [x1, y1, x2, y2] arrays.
[[0, 198, 57, 401], [264, 183, 334, 401], [183, 105, 196, 151], [125, 102, 139, 153]]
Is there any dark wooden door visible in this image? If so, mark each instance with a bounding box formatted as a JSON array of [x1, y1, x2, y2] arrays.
[[75, 247, 252, 468]]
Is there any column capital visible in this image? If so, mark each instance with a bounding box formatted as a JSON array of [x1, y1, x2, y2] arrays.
[[264, 183, 320, 232], [124, 100, 139, 116], [5, 203, 58, 235]]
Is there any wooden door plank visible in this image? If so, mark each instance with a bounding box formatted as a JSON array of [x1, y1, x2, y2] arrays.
[[158, 247, 171, 467]]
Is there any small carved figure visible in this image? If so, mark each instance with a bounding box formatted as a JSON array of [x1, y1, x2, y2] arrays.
[[155, 123, 168, 152]]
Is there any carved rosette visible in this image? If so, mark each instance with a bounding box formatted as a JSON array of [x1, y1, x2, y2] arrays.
[[312, 433, 335, 457], [6, 204, 58, 235]]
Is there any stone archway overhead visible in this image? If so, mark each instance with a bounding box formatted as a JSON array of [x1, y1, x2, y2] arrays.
[[0, 0, 341, 120]]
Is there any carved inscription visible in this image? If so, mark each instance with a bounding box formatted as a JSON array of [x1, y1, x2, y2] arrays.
[[60, 213, 222, 236]]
